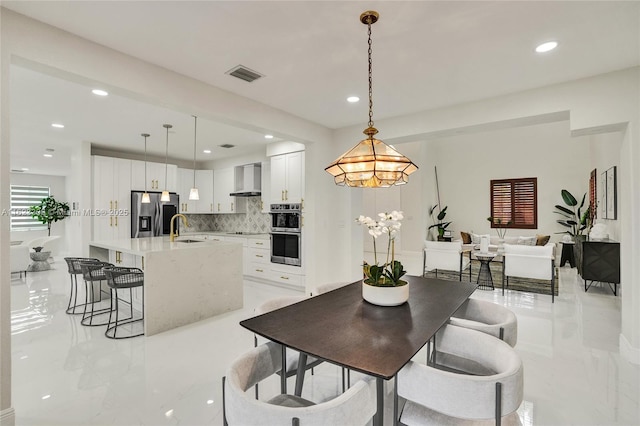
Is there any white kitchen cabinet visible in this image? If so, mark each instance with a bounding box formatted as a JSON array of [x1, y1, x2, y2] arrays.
[[213, 167, 246, 214], [177, 169, 214, 213], [93, 156, 131, 241], [131, 160, 177, 193], [270, 151, 304, 204], [177, 168, 196, 213], [195, 169, 214, 213], [260, 161, 271, 213]]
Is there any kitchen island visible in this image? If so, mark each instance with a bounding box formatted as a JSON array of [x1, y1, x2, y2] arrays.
[[89, 237, 243, 336]]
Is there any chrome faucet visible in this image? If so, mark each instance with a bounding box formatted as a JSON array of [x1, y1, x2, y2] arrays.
[[169, 214, 190, 242]]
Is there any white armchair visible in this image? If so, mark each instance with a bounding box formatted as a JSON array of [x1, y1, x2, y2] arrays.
[[503, 242, 556, 302], [423, 240, 471, 281], [10, 244, 30, 278]]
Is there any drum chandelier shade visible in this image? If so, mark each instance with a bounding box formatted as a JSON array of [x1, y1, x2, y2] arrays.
[[189, 115, 200, 201], [141, 133, 151, 203], [161, 124, 172, 202], [325, 10, 417, 188]]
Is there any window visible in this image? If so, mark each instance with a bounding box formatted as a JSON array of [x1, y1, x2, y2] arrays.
[[490, 178, 537, 229], [10, 185, 50, 231]]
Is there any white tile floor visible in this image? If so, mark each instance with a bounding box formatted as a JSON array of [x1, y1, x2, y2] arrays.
[[10, 258, 640, 425]]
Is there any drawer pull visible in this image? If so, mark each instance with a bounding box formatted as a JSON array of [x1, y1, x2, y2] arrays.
[[280, 276, 289, 280], [256, 269, 263, 273], [256, 254, 264, 258], [255, 242, 263, 245]]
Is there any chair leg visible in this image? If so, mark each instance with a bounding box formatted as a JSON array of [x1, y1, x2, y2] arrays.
[[495, 382, 502, 426], [222, 376, 228, 426]]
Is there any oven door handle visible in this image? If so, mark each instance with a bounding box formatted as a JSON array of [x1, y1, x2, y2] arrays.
[[269, 231, 301, 236]]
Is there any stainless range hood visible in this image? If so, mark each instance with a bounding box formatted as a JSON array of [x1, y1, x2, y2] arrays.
[[230, 163, 262, 197]]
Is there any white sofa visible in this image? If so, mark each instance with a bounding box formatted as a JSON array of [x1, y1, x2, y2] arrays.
[[10, 244, 30, 278], [502, 242, 556, 302], [468, 233, 539, 252]]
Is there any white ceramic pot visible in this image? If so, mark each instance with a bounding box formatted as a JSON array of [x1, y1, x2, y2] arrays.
[[362, 281, 410, 306]]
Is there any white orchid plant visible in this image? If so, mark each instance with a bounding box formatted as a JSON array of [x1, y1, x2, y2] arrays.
[[356, 211, 408, 287]]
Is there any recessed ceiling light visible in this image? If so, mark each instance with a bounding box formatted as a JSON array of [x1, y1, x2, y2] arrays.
[[264, 134, 274, 139], [347, 96, 360, 103], [92, 89, 108, 96], [535, 41, 558, 53], [41, 395, 51, 400], [43, 154, 53, 158], [206, 400, 214, 405], [51, 123, 64, 128], [203, 149, 211, 154]]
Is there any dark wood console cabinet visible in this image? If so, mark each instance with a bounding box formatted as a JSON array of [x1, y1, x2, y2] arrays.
[[574, 237, 620, 295]]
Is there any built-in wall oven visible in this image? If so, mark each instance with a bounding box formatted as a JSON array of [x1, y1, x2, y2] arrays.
[[270, 203, 302, 266]]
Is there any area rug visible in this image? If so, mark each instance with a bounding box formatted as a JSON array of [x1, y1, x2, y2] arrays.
[[423, 259, 558, 296]]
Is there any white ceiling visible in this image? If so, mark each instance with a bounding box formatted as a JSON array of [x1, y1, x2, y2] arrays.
[[4, 1, 639, 176]]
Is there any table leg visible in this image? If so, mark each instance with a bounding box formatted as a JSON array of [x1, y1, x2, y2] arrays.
[[294, 353, 308, 397], [393, 375, 398, 425], [374, 377, 384, 426]]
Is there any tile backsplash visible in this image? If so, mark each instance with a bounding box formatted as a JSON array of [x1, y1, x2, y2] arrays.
[[185, 197, 270, 233]]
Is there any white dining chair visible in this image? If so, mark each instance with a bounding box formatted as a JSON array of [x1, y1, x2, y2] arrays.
[[449, 298, 518, 347], [223, 341, 377, 426], [253, 296, 323, 397], [398, 324, 523, 425]]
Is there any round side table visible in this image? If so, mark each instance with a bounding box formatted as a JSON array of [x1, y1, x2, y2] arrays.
[[28, 251, 51, 272], [475, 252, 497, 290]]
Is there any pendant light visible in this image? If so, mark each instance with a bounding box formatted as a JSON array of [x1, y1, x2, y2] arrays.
[[161, 124, 172, 202], [325, 11, 418, 188], [189, 115, 200, 201], [141, 133, 151, 204]]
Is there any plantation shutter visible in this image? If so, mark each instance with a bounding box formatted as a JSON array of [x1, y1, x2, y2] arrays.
[[490, 178, 537, 229], [10, 185, 50, 231]]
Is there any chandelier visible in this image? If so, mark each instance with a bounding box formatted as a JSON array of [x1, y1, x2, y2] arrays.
[[325, 11, 418, 188]]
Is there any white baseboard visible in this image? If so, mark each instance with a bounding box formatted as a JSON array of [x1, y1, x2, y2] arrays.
[[620, 333, 640, 365], [0, 407, 15, 426]]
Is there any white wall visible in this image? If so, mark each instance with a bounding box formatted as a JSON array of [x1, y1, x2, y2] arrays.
[[589, 131, 623, 241], [433, 120, 592, 244], [9, 172, 68, 253]]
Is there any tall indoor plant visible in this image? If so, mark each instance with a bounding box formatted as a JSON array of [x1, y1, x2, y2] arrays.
[[428, 204, 451, 241], [554, 189, 590, 239], [28, 195, 69, 236]]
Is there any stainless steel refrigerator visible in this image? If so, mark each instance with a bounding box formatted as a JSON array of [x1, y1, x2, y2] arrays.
[[131, 191, 179, 238]]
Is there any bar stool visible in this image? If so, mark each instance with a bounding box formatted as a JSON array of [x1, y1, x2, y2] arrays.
[[103, 266, 144, 339], [64, 257, 100, 314], [79, 261, 113, 326]]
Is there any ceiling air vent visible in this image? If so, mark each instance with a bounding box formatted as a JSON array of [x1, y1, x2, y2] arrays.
[[226, 65, 263, 83], [219, 144, 235, 149]]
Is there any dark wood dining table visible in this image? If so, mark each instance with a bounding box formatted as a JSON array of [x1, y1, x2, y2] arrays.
[[240, 275, 477, 425]]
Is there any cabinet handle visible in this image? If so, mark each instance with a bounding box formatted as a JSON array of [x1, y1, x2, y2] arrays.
[[231, 202, 234, 211], [217, 203, 220, 212], [280, 276, 289, 280], [301, 198, 304, 209], [256, 254, 263, 258], [256, 269, 263, 273], [110, 200, 113, 209], [281, 190, 284, 201], [261, 200, 264, 211], [285, 189, 288, 201], [141, 256, 145, 270], [211, 203, 213, 212], [256, 242, 263, 246], [110, 216, 113, 227], [116, 251, 121, 264], [115, 216, 118, 226], [115, 200, 118, 209]]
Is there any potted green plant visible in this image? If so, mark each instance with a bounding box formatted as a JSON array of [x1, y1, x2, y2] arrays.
[[28, 196, 70, 236], [554, 189, 590, 240], [428, 204, 452, 241], [356, 211, 409, 306]]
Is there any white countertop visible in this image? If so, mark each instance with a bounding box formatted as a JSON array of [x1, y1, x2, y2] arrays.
[[183, 231, 270, 240], [89, 236, 240, 256]]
